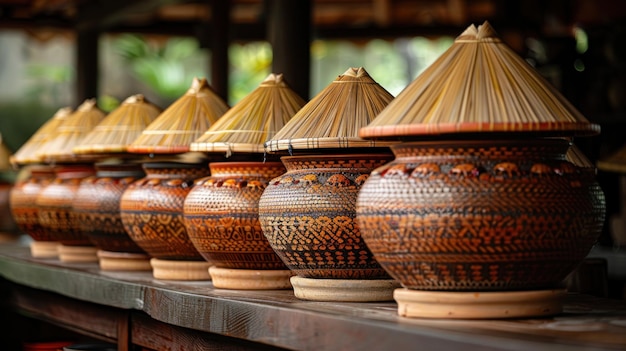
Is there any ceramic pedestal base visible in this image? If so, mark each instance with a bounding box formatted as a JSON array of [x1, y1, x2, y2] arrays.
[[394, 288, 567, 319], [209, 266, 293, 290], [97, 250, 152, 271], [290, 276, 400, 302], [29, 240, 60, 258], [150, 258, 212, 281], [58, 245, 99, 263]]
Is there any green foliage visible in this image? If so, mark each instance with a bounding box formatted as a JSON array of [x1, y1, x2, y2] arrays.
[[228, 42, 272, 104], [113, 34, 207, 100], [0, 101, 57, 152], [23, 63, 73, 107], [98, 94, 121, 113]]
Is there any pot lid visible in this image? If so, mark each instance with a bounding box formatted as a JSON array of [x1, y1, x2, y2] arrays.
[[127, 77, 229, 154], [359, 21, 599, 139], [264, 67, 395, 153], [0, 133, 12, 171], [38, 99, 106, 163], [73, 94, 162, 155], [597, 143, 626, 173], [10, 106, 73, 166], [190, 73, 305, 155]]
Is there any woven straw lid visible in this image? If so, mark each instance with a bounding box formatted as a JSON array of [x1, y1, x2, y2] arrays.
[[0, 133, 11, 171], [359, 21, 599, 139], [10, 107, 73, 166], [190, 73, 306, 155], [597, 144, 626, 174], [127, 77, 229, 154], [73, 94, 162, 155], [38, 99, 106, 162], [264, 67, 395, 153]]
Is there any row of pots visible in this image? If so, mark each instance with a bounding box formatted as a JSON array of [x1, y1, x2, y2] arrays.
[[10, 139, 605, 294], [8, 22, 608, 320], [9, 152, 393, 289]]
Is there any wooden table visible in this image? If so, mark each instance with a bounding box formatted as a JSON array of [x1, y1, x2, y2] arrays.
[[1, 240, 625, 351]]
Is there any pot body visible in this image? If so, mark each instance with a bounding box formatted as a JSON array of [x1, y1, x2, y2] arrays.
[[9, 165, 56, 241], [356, 139, 606, 291], [36, 164, 96, 246], [259, 154, 393, 279], [184, 161, 287, 269], [0, 178, 18, 235], [73, 162, 146, 253], [120, 162, 210, 260]]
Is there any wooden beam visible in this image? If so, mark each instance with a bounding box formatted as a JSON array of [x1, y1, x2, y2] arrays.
[[75, 0, 186, 31]]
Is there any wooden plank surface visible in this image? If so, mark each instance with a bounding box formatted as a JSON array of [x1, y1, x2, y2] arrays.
[[1, 240, 625, 351]]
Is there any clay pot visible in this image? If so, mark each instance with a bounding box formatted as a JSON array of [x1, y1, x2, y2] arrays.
[[120, 161, 211, 280], [73, 161, 151, 271], [35, 164, 98, 262], [258, 154, 400, 300], [9, 165, 59, 257], [184, 161, 293, 289], [0, 177, 19, 242], [356, 139, 606, 315]]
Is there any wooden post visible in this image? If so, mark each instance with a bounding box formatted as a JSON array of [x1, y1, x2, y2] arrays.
[[266, 0, 311, 100], [210, 0, 230, 102], [75, 28, 99, 106]]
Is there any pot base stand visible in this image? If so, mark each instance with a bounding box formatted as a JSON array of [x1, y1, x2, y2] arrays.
[[209, 266, 293, 290], [58, 245, 98, 263], [150, 258, 212, 281], [29, 240, 60, 258], [394, 288, 567, 319], [290, 276, 401, 302], [97, 250, 152, 271]]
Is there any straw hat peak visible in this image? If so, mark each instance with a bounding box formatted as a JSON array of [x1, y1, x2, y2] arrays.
[[10, 106, 74, 166], [128, 77, 229, 154], [190, 72, 306, 155], [265, 66, 396, 153], [360, 22, 599, 139], [73, 93, 162, 155], [76, 98, 98, 112], [38, 98, 106, 162]]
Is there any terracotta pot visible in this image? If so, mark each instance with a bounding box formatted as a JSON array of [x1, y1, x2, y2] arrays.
[[258, 154, 399, 300], [73, 161, 151, 271], [9, 165, 58, 256], [120, 161, 211, 280], [0, 178, 19, 237], [36, 164, 97, 262], [184, 161, 293, 289], [356, 138, 606, 292]]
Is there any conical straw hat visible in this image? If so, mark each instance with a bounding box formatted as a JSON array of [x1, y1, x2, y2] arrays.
[[73, 94, 162, 155], [264, 67, 395, 153], [360, 21, 599, 139], [0, 133, 12, 171], [127, 77, 229, 154], [190, 73, 306, 155], [10, 106, 73, 166], [38, 99, 106, 162], [598, 144, 626, 174]]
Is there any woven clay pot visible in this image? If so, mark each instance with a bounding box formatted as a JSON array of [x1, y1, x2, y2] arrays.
[[356, 139, 606, 316], [9, 165, 59, 257], [120, 161, 212, 280], [36, 164, 98, 262], [258, 153, 400, 300], [184, 161, 293, 289], [73, 161, 151, 271], [0, 178, 19, 242]]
